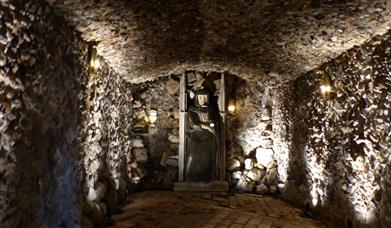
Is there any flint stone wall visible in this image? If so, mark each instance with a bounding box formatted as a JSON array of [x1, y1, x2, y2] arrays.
[[81, 62, 133, 226], [127, 73, 282, 195], [226, 77, 281, 195], [274, 31, 391, 227], [128, 76, 180, 190], [0, 0, 88, 227]]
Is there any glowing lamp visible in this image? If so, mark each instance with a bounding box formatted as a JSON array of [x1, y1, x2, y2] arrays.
[[320, 85, 332, 94], [320, 76, 332, 97], [90, 48, 102, 71], [148, 109, 158, 126], [228, 99, 236, 114]]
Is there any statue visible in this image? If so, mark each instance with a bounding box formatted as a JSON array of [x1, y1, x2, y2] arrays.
[[185, 85, 221, 182]]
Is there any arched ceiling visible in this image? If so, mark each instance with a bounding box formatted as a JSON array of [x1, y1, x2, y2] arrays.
[[46, 0, 390, 85]]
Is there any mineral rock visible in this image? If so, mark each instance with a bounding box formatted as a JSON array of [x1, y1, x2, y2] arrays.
[[256, 148, 274, 167], [244, 158, 254, 170]]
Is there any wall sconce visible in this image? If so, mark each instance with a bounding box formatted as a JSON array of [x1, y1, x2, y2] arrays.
[[90, 47, 103, 71], [227, 99, 236, 115], [148, 109, 158, 126], [320, 76, 332, 97]]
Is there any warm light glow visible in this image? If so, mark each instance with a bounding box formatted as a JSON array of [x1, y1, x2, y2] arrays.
[[90, 48, 102, 71], [148, 109, 158, 126], [93, 57, 101, 69], [228, 100, 236, 114], [320, 84, 332, 94]]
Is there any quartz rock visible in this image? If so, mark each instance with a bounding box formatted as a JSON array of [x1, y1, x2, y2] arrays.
[[244, 158, 254, 170], [232, 171, 242, 179], [256, 148, 274, 167]]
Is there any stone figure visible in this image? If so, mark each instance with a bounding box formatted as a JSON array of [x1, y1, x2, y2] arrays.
[[185, 86, 221, 182]]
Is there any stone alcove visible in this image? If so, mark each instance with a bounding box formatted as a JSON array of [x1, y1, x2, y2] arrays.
[[127, 71, 280, 196]]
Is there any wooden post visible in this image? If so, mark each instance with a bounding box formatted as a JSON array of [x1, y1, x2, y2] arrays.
[[178, 72, 187, 181], [219, 73, 226, 181]]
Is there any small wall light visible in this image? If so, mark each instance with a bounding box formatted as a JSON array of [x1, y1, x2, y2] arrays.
[[90, 48, 102, 71], [320, 76, 332, 97], [228, 99, 236, 115], [148, 109, 158, 126]]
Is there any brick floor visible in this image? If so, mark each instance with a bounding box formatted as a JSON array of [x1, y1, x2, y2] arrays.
[[108, 192, 326, 228]]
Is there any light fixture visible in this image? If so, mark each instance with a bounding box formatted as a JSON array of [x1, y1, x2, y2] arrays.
[[148, 109, 158, 126], [320, 76, 332, 97], [90, 47, 102, 71], [227, 99, 236, 114]]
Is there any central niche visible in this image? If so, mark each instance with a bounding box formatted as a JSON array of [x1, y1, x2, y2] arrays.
[[129, 71, 277, 194], [174, 71, 229, 191]]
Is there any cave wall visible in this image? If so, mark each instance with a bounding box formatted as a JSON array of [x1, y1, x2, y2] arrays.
[[225, 78, 282, 195], [274, 31, 391, 227], [128, 77, 180, 190], [81, 62, 133, 226], [0, 0, 89, 227]]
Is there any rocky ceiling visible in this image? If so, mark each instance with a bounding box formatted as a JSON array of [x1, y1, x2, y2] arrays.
[[46, 0, 390, 85]]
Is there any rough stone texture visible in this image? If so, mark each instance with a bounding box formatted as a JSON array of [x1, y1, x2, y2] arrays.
[[0, 0, 87, 226], [45, 0, 391, 85], [128, 76, 179, 190], [81, 61, 133, 225], [225, 76, 281, 195], [273, 31, 391, 227]]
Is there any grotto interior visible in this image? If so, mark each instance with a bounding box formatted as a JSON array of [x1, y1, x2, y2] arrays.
[[0, 0, 390, 227]]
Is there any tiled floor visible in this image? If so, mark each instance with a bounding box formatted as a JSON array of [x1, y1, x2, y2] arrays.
[[108, 191, 326, 228]]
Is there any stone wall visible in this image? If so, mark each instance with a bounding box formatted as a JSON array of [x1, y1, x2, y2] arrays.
[[274, 32, 391, 227], [0, 0, 88, 227], [128, 77, 180, 190], [225, 77, 281, 195], [81, 62, 133, 226], [127, 72, 282, 195]]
